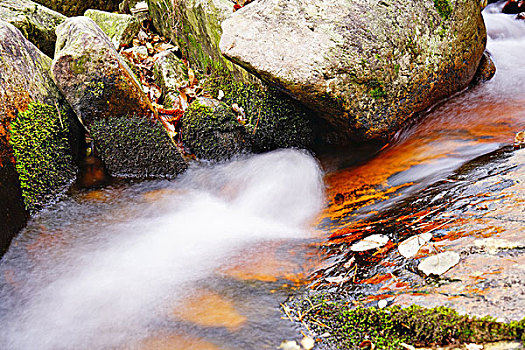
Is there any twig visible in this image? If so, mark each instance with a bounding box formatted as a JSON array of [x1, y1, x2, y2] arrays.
[[252, 106, 262, 135], [54, 102, 63, 129]]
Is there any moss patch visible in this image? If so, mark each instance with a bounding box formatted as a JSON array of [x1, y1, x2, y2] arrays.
[[90, 115, 187, 178], [434, 0, 453, 20], [8, 102, 75, 213], [295, 298, 525, 349], [203, 69, 313, 152], [181, 100, 250, 160]]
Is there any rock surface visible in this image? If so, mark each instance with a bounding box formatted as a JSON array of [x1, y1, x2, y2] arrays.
[[0, 0, 66, 57], [52, 16, 154, 128], [152, 49, 188, 108], [33, 0, 120, 17], [220, 0, 487, 142], [84, 9, 140, 49], [148, 0, 253, 81], [52, 16, 187, 177]]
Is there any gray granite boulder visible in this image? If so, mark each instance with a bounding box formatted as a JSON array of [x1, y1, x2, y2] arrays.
[[220, 0, 487, 142]]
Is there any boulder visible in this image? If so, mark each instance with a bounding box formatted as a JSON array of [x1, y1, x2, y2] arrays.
[[220, 0, 487, 142], [471, 51, 496, 85], [33, 0, 120, 17], [0, 20, 79, 252], [0, 0, 66, 57], [152, 48, 187, 108], [52, 16, 187, 177], [52, 17, 154, 128], [147, 0, 253, 81], [84, 9, 140, 49]]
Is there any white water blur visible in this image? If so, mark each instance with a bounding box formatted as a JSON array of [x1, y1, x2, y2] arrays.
[[0, 149, 324, 350]]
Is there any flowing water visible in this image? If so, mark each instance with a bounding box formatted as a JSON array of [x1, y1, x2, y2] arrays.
[[1, 4, 524, 350]]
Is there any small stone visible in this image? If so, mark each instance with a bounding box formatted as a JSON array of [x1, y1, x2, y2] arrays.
[[377, 299, 388, 308], [418, 251, 460, 276]]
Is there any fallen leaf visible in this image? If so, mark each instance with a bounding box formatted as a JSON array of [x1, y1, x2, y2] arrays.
[[351, 234, 389, 252], [325, 275, 350, 284], [217, 89, 224, 100], [377, 299, 388, 308], [399, 343, 416, 350], [418, 251, 460, 276], [465, 344, 483, 350], [398, 231, 433, 258]]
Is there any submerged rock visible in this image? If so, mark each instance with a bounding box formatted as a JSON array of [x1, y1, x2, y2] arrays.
[[33, 0, 120, 17], [472, 51, 497, 85], [84, 9, 140, 49], [0, 21, 80, 251], [220, 0, 487, 142], [0, 0, 66, 57], [52, 16, 187, 177]]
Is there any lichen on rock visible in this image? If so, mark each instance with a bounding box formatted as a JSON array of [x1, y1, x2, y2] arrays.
[[0, 0, 66, 57], [84, 9, 140, 49], [33, 0, 120, 17], [220, 0, 487, 142]]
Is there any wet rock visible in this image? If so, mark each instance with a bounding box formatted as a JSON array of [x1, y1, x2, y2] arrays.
[[220, 0, 487, 142], [502, 0, 525, 14], [84, 9, 140, 49], [33, 0, 120, 17], [0, 0, 66, 57], [152, 49, 187, 108], [52, 17, 187, 177], [0, 20, 80, 252], [471, 51, 497, 85]]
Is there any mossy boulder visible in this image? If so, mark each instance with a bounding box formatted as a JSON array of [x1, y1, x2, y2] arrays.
[[33, 0, 120, 17], [52, 17, 187, 177], [220, 0, 487, 142], [52, 17, 154, 127], [182, 79, 314, 161], [0, 0, 66, 57], [182, 98, 251, 160], [0, 21, 81, 252], [84, 9, 140, 49], [204, 75, 314, 152]]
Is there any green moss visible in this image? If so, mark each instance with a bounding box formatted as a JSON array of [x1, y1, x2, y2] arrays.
[[9, 102, 75, 213], [90, 115, 187, 178], [295, 297, 525, 349], [434, 0, 453, 20], [370, 86, 386, 99], [202, 69, 313, 152], [182, 100, 250, 160]]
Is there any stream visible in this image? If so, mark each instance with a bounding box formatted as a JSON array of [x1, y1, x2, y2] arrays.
[[1, 4, 524, 350]]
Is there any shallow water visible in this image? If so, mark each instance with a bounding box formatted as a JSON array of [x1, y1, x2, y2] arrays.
[[1, 4, 524, 350], [0, 150, 324, 350]]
